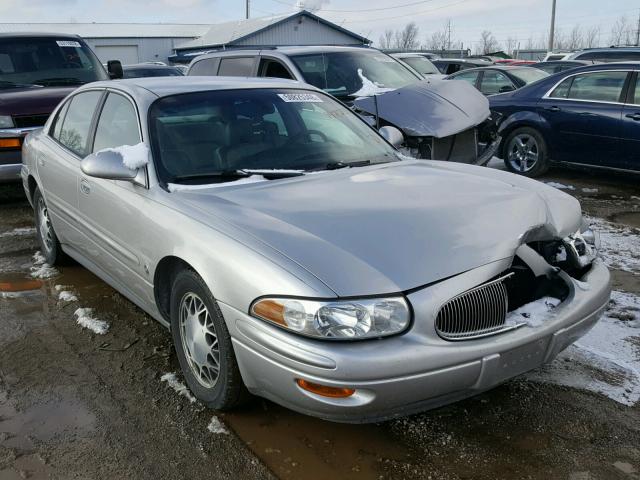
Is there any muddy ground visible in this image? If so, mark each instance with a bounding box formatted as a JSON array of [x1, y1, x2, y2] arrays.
[[1, 164, 639, 480]]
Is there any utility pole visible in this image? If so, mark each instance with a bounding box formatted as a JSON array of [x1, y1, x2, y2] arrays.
[[246, 0, 250, 19], [446, 20, 452, 51], [636, 8, 640, 46], [548, 0, 556, 52]]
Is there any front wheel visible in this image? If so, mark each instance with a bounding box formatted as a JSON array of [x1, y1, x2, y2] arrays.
[[33, 187, 68, 265], [503, 127, 549, 177], [170, 269, 249, 410]]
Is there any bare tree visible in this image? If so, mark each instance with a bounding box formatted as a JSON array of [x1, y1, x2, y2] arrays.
[[476, 30, 499, 55], [378, 29, 394, 49], [393, 22, 420, 50], [504, 37, 517, 56], [565, 25, 583, 50], [610, 15, 633, 45], [584, 26, 600, 48], [425, 30, 448, 50]]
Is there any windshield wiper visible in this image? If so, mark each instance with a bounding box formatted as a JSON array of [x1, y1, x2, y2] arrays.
[[0, 80, 41, 89], [240, 169, 305, 179], [322, 160, 371, 171], [33, 77, 84, 87], [172, 170, 251, 182]]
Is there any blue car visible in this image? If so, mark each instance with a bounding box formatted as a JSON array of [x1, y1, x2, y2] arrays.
[[490, 62, 640, 177]]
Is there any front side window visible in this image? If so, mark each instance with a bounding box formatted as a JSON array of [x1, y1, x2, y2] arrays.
[[290, 51, 419, 99], [0, 37, 108, 89], [480, 71, 514, 95], [217, 57, 255, 76], [57, 91, 102, 157], [259, 59, 293, 79], [93, 93, 140, 152], [149, 89, 399, 185]]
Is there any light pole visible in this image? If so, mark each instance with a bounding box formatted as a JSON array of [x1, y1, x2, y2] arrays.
[[548, 0, 557, 51]]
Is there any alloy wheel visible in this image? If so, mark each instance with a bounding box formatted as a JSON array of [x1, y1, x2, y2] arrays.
[[37, 197, 54, 255], [507, 133, 539, 173], [179, 292, 221, 388]]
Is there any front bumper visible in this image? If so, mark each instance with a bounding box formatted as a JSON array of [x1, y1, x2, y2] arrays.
[[0, 127, 39, 184], [222, 260, 611, 423]]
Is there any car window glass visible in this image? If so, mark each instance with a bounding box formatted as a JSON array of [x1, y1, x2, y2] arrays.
[[401, 56, 439, 75], [480, 70, 514, 95], [446, 63, 461, 74], [218, 57, 254, 76], [189, 59, 217, 76], [50, 100, 70, 140], [450, 70, 478, 85], [567, 71, 627, 102], [93, 93, 141, 152], [632, 75, 640, 104], [260, 59, 293, 79], [58, 90, 102, 157], [549, 77, 573, 98]]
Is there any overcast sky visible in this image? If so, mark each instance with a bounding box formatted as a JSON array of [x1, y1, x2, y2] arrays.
[[1, 0, 639, 50]]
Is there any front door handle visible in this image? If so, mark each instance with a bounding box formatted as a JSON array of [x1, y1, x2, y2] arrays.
[[625, 112, 640, 121], [544, 106, 561, 112], [80, 179, 91, 195]]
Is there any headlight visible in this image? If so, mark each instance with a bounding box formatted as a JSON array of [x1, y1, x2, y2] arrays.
[[250, 296, 411, 340], [0, 115, 14, 129], [563, 224, 599, 268]]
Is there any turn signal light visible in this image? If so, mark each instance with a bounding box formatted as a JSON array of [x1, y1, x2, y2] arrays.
[[0, 138, 21, 149], [296, 379, 355, 398]]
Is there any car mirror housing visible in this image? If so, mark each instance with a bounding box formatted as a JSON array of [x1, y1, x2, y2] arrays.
[[107, 60, 123, 79], [81, 150, 138, 181], [499, 85, 516, 93], [378, 126, 404, 148]]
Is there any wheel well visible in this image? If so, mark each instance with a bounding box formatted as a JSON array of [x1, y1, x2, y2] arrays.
[[27, 175, 38, 203], [154, 256, 196, 323], [499, 123, 533, 158]]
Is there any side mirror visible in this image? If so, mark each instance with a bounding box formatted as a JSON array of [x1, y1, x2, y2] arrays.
[[379, 126, 404, 148], [81, 150, 137, 180], [499, 85, 516, 93], [107, 60, 123, 80]]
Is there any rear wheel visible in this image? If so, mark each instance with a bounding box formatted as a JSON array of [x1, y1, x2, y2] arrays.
[[503, 127, 549, 177], [170, 269, 249, 410], [33, 187, 68, 265]]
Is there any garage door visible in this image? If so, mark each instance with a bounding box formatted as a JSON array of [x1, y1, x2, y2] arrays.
[[94, 45, 139, 65]]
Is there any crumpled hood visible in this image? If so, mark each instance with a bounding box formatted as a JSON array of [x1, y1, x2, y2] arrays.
[[0, 86, 75, 117], [173, 161, 581, 296], [353, 79, 490, 138]]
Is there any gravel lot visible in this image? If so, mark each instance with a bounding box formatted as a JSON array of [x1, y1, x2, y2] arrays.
[[1, 163, 638, 480]]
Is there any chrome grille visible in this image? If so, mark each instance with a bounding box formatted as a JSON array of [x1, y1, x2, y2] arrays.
[[435, 274, 512, 341]]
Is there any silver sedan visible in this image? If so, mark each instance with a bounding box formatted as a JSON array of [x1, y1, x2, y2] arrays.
[[21, 77, 611, 423]]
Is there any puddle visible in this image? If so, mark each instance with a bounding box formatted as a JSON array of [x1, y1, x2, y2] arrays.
[[610, 211, 640, 229], [226, 401, 408, 480]]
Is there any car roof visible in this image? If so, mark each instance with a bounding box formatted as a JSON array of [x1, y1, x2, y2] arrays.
[[0, 32, 82, 39], [122, 63, 180, 70], [391, 53, 430, 58], [273, 45, 380, 55], [434, 58, 489, 63], [450, 65, 529, 73], [80, 76, 314, 98]]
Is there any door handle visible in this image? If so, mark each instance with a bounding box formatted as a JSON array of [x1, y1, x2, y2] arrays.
[[544, 106, 561, 112], [625, 112, 640, 121], [80, 179, 91, 195]]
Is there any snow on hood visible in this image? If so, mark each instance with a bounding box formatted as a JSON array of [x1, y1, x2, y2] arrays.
[[351, 69, 397, 98], [97, 142, 149, 170], [170, 160, 582, 296], [168, 175, 267, 192]]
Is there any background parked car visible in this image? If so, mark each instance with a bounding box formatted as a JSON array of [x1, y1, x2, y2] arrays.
[[490, 62, 640, 176], [432, 58, 492, 74], [187, 46, 500, 164], [0, 33, 110, 183], [543, 52, 574, 61], [390, 53, 444, 78], [121, 63, 184, 79], [446, 66, 549, 96], [567, 47, 640, 62], [529, 60, 597, 75]]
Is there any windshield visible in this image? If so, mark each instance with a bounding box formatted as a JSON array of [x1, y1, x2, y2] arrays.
[[149, 88, 399, 186], [510, 67, 549, 85], [122, 67, 183, 79], [290, 51, 420, 98], [0, 37, 108, 88], [400, 56, 439, 75]]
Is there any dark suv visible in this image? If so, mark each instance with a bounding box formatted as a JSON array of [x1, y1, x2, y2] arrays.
[[0, 33, 109, 183]]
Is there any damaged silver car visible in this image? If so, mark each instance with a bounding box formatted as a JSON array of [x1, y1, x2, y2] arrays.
[[187, 46, 500, 164], [22, 77, 611, 423]]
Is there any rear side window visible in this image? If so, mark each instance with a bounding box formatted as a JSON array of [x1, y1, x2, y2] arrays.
[[50, 101, 70, 140], [450, 70, 479, 85], [259, 59, 293, 79], [189, 59, 217, 76], [56, 90, 102, 157], [217, 57, 255, 76], [550, 71, 628, 102], [549, 77, 572, 98], [577, 51, 640, 62], [93, 93, 141, 152], [480, 71, 514, 95]]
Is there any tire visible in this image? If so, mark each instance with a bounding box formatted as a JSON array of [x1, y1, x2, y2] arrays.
[[33, 187, 69, 266], [502, 127, 549, 177], [170, 269, 249, 410]]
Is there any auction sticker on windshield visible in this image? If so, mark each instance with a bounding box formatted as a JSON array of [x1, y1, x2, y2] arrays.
[[56, 40, 82, 48], [278, 93, 323, 103]]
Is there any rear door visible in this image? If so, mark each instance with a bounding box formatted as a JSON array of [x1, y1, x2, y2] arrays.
[[37, 89, 103, 249], [537, 70, 628, 166], [620, 71, 640, 171]]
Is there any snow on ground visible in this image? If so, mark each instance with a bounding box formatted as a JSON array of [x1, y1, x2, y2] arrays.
[[30, 251, 58, 279], [58, 291, 78, 302], [0, 227, 36, 238], [586, 216, 640, 275], [527, 290, 640, 406], [545, 181, 575, 190], [582, 187, 599, 193], [74, 308, 109, 335], [207, 416, 229, 435], [160, 372, 196, 403], [505, 297, 561, 328]]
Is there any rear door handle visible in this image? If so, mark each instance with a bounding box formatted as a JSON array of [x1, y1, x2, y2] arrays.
[[80, 178, 91, 195], [625, 112, 640, 121], [544, 106, 561, 112]]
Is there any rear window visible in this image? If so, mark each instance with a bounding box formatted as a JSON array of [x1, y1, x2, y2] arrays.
[[510, 67, 549, 85]]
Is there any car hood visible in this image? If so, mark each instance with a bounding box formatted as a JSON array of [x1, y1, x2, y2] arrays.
[[353, 79, 490, 138], [172, 161, 581, 297], [0, 86, 75, 117]]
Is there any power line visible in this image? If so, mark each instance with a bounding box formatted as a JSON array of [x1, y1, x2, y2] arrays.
[[268, 0, 441, 13], [340, 0, 471, 24]]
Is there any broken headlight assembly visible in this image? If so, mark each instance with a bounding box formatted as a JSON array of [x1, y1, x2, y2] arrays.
[[563, 224, 599, 269]]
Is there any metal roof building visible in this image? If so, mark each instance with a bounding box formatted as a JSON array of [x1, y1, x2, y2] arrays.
[[0, 11, 371, 65]]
